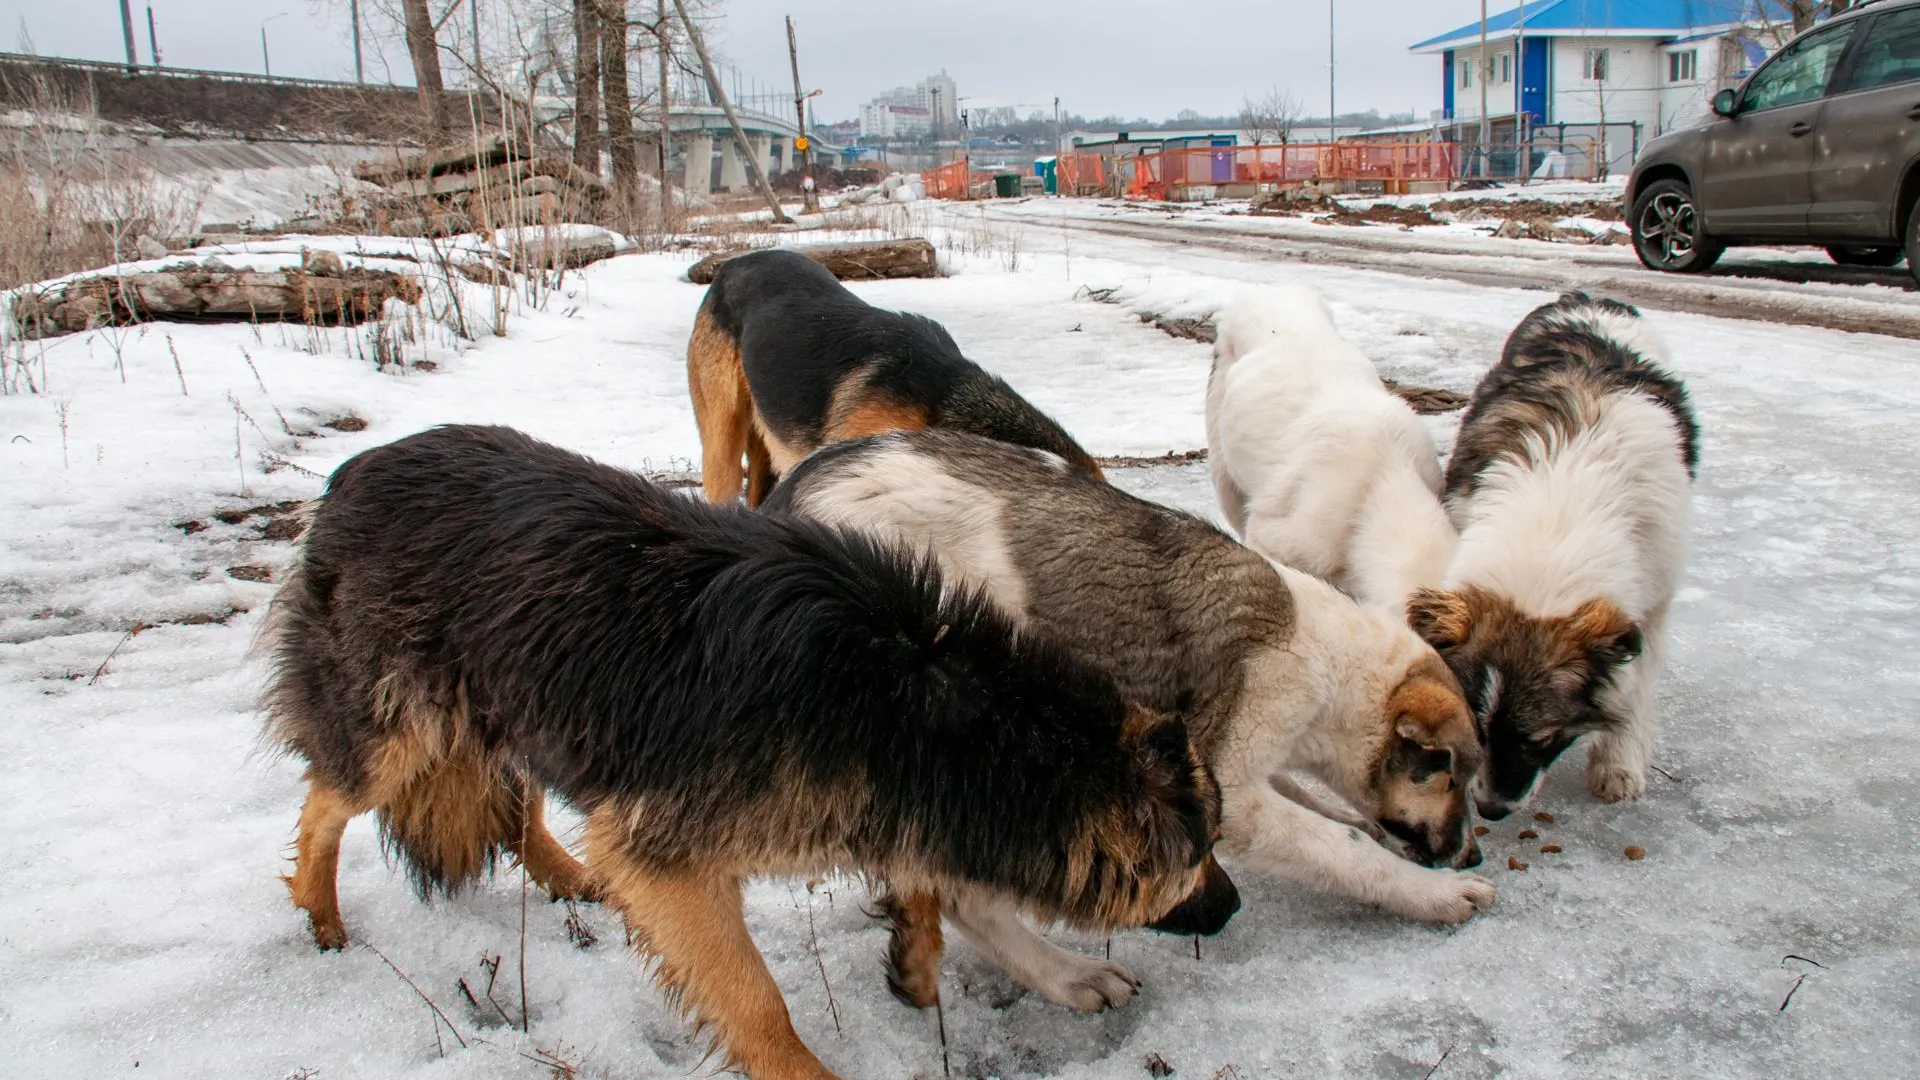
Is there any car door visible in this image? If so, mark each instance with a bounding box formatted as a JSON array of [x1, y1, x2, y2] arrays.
[[1698, 19, 1861, 237], [1809, 5, 1920, 240]]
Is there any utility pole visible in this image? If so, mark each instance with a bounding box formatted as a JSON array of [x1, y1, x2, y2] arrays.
[[670, 0, 790, 223], [118, 0, 138, 72], [787, 16, 819, 214], [1054, 96, 1061, 159], [1477, 0, 1489, 178], [146, 6, 160, 67], [1328, 0, 1335, 140], [1516, 0, 1528, 182], [350, 0, 364, 82], [657, 0, 673, 227], [471, 0, 483, 87]]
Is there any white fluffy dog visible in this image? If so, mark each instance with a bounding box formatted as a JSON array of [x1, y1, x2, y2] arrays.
[[1206, 284, 1457, 610], [1409, 293, 1696, 818]]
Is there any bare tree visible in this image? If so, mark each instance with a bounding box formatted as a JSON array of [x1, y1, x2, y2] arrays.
[[1239, 87, 1303, 147], [399, 0, 449, 135], [598, 0, 640, 204], [1789, 0, 1857, 32], [1739, 0, 1860, 46], [572, 0, 602, 171]]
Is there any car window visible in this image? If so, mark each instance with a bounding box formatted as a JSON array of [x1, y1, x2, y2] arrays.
[[1843, 7, 1920, 91], [1742, 21, 1858, 111]]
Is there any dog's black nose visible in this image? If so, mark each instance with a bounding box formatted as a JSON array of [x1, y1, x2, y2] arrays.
[[1477, 800, 1514, 822], [1146, 854, 1240, 936]]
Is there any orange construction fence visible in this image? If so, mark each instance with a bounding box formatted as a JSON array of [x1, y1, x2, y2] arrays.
[[922, 142, 1461, 202], [1055, 152, 1114, 196], [1120, 142, 1459, 201], [921, 159, 971, 200], [919, 157, 1004, 200]]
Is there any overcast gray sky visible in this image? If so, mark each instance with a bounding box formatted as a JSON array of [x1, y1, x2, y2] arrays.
[[2, 1, 1496, 122]]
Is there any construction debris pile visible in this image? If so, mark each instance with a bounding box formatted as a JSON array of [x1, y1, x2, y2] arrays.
[[351, 134, 610, 237]]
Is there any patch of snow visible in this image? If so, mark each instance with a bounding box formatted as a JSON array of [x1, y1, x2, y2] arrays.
[[3, 209, 1917, 1079]]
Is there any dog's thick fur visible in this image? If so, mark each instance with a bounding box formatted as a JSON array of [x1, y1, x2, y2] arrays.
[[1414, 293, 1694, 819], [1206, 284, 1457, 611], [767, 430, 1493, 1013], [262, 425, 1226, 1080], [688, 248, 1102, 506]]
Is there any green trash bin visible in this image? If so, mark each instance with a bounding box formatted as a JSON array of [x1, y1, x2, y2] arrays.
[[993, 173, 1022, 198]]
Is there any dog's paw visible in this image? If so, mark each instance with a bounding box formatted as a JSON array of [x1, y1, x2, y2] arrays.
[[1588, 762, 1645, 803], [1032, 955, 1142, 1012], [1386, 868, 1497, 924], [307, 914, 349, 951]]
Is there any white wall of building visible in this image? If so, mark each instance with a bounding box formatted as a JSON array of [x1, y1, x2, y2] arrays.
[[1449, 41, 1526, 121], [1548, 36, 1662, 130], [1655, 37, 1727, 135]]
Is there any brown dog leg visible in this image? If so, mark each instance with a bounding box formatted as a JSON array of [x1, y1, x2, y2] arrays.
[[510, 786, 599, 902], [598, 855, 839, 1080], [285, 777, 363, 950], [876, 887, 944, 1009], [688, 311, 750, 504]]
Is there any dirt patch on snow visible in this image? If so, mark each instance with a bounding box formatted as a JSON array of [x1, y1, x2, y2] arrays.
[[1431, 196, 1624, 223], [1328, 202, 1442, 228]]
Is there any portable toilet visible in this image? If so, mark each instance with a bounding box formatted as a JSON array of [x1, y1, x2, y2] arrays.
[[1034, 156, 1058, 195]]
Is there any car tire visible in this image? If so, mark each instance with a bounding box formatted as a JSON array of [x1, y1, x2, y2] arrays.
[[1825, 244, 1905, 268], [1904, 202, 1920, 288], [1631, 178, 1725, 273]]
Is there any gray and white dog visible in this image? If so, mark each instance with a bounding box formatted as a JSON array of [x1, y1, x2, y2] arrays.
[[765, 429, 1492, 1014]]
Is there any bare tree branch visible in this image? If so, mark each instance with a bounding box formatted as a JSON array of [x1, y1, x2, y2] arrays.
[[1239, 87, 1303, 147]]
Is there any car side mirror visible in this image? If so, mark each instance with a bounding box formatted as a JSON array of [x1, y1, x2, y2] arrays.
[[1712, 88, 1739, 117]]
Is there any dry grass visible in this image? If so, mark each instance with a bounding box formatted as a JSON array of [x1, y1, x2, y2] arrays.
[[0, 76, 206, 291]]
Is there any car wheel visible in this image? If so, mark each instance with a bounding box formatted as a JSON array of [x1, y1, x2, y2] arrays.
[[1631, 178, 1725, 273], [1910, 200, 1920, 289], [1826, 244, 1905, 268]]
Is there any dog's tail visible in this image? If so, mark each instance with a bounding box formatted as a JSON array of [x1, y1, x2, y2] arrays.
[[262, 512, 529, 900], [369, 705, 530, 899]]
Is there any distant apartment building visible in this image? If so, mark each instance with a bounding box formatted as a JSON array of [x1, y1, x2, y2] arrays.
[[858, 72, 959, 137], [858, 102, 932, 138]]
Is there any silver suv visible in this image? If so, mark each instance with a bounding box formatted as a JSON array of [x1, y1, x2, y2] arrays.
[[1627, 0, 1920, 285]]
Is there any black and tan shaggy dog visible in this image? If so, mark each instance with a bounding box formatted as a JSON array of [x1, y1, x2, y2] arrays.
[[1414, 293, 1695, 819], [687, 247, 1101, 506], [262, 425, 1226, 1080]]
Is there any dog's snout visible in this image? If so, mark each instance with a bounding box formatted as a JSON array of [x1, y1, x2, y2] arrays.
[[1455, 837, 1483, 869], [1145, 854, 1240, 937], [1476, 798, 1515, 821]]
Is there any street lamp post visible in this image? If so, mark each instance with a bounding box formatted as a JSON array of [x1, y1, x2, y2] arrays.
[[260, 12, 288, 77]]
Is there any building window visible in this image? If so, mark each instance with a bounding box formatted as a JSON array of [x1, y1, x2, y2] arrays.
[[1461, 58, 1472, 88], [1499, 53, 1512, 83], [1668, 49, 1697, 82], [1584, 48, 1610, 82]]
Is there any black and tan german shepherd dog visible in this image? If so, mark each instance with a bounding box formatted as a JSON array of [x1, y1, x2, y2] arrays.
[[262, 425, 1227, 1080], [687, 247, 1102, 506]]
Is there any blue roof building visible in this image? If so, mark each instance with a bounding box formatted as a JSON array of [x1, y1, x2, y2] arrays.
[[1409, 1, 1766, 171]]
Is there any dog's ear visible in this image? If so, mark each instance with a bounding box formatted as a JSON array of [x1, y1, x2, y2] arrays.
[[1566, 598, 1642, 671], [1407, 588, 1474, 649], [1391, 725, 1455, 784], [1387, 667, 1481, 778], [1121, 704, 1190, 774]]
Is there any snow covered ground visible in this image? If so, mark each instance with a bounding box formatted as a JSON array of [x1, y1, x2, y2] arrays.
[[3, 204, 1917, 1079]]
